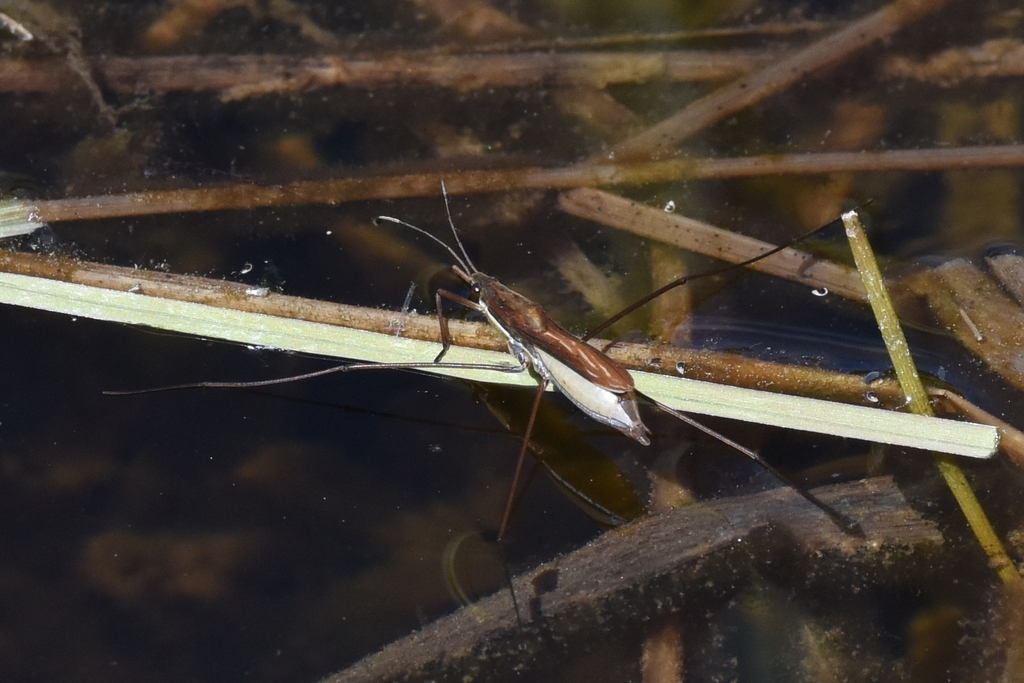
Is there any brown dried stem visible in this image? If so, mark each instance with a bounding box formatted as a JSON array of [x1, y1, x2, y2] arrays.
[[558, 188, 866, 301], [882, 38, 1024, 86], [33, 144, 1024, 223], [0, 51, 777, 96]]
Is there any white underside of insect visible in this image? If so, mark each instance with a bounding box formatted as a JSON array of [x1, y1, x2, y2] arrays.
[[475, 280, 650, 445]]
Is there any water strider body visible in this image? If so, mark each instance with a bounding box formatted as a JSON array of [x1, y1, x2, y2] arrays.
[[446, 270, 649, 444]]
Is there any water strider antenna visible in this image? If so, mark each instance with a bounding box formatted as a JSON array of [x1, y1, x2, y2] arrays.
[[375, 182, 481, 278], [439, 180, 480, 274]]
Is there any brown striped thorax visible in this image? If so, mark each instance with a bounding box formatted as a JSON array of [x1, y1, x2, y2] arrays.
[[454, 266, 650, 445]]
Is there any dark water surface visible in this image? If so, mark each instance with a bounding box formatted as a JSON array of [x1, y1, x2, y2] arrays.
[[1, 1, 1023, 682]]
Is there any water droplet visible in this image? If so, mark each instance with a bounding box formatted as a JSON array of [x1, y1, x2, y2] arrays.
[[812, 287, 829, 297], [864, 391, 879, 403], [664, 200, 676, 213]]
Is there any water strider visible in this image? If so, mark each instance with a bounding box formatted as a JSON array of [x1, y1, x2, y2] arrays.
[[375, 187, 865, 538]]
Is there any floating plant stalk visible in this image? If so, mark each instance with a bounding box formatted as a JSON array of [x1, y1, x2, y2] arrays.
[[842, 210, 1019, 584], [0, 251, 998, 460]]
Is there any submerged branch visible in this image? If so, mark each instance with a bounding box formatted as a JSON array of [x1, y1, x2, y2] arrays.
[[0, 50, 775, 96], [322, 477, 941, 683], [604, 0, 957, 160]]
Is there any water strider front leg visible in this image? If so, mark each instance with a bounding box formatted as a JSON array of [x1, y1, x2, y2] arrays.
[[433, 288, 483, 363]]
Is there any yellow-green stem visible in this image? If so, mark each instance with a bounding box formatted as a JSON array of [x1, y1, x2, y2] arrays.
[[843, 210, 1019, 584]]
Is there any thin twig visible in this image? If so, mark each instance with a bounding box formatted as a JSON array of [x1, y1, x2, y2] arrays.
[[31, 145, 1024, 223], [465, 20, 832, 53]]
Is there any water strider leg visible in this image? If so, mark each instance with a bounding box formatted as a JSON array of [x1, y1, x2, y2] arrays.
[[648, 396, 865, 537], [434, 288, 481, 363], [497, 381, 549, 541]]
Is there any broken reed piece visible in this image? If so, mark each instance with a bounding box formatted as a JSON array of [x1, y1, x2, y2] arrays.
[[557, 188, 866, 301], [0, 199, 45, 238], [0, 239, 907, 408], [930, 388, 1024, 470]]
